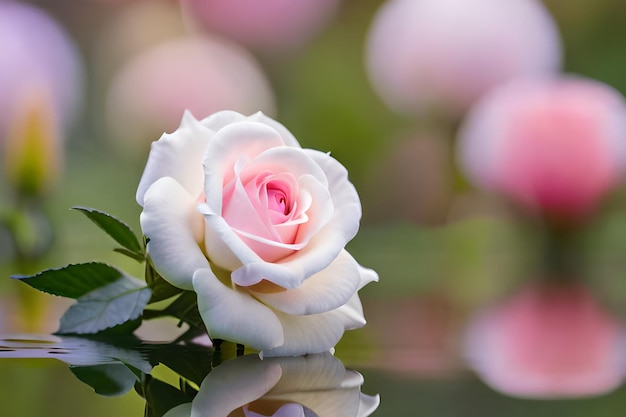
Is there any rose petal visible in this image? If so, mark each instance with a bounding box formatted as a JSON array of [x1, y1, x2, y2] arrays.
[[136, 110, 211, 205], [197, 109, 251, 131], [141, 177, 208, 290], [268, 353, 349, 393], [260, 295, 367, 357], [336, 291, 368, 331], [292, 173, 333, 245], [203, 121, 290, 215], [270, 386, 363, 417], [239, 146, 328, 186], [191, 354, 282, 417], [197, 110, 301, 148], [232, 150, 361, 288], [233, 228, 304, 263], [200, 204, 262, 271], [248, 111, 301, 147], [192, 355, 282, 417], [357, 264, 379, 289], [358, 394, 381, 417], [162, 403, 191, 417], [192, 268, 284, 350], [223, 158, 278, 242], [261, 355, 365, 417], [250, 250, 363, 315]]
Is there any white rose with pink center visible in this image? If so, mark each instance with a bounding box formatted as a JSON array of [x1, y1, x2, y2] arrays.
[[136, 110, 377, 357]]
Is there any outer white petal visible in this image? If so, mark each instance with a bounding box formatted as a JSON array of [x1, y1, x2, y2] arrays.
[[191, 354, 282, 417], [196, 110, 301, 147], [358, 393, 382, 417], [232, 150, 362, 288], [192, 269, 284, 350], [339, 264, 379, 328], [261, 304, 361, 358], [357, 264, 379, 289], [140, 177, 208, 290], [136, 110, 211, 205], [336, 291, 368, 331], [197, 109, 250, 131], [248, 111, 301, 147], [250, 250, 362, 315]]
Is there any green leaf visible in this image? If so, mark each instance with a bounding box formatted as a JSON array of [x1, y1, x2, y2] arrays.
[[147, 291, 203, 328], [12, 262, 128, 299], [72, 206, 144, 256], [114, 247, 146, 262], [148, 278, 184, 304], [147, 344, 214, 387], [145, 262, 183, 303], [142, 376, 194, 417], [57, 276, 152, 334], [70, 364, 139, 397]]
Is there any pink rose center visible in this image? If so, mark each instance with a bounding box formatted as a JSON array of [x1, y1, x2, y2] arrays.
[[267, 187, 288, 214], [221, 166, 307, 262]]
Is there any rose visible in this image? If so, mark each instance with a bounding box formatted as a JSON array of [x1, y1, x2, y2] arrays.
[[457, 76, 626, 222], [136, 110, 377, 357], [162, 353, 380, 417]]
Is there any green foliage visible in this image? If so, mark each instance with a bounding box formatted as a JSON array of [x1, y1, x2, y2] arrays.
[[57, 276, 152, 334], [12, 262, 131, 299], [145, 261, 184, 304], [72, 206, 145, 261], [12, 207, 205, 339], [70, 364, 140, 397], [144, 291, 204, 329], [139, 375, 194, 417]]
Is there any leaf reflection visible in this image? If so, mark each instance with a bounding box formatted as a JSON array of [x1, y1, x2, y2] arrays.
[[0, 335, 379, 416], [0, 333, 152, 396]]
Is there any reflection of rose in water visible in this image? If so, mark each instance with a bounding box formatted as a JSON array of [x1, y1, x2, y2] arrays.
[[465, 282, 626, 398], [164, 353, 380, 417]]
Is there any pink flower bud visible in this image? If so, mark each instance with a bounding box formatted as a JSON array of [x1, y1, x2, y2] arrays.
[[457, 76, 626, 221], [465, 283, 626, 398], [365, 0, 562, 117], [180, 0, 341, 52]]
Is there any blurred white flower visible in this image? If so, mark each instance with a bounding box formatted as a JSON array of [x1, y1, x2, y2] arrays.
[[365, 0, 561, 117]]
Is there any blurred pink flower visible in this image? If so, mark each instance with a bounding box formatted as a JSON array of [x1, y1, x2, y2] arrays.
[[105, 36, 276, 155], [365, 0, 561, 117], [465, 283, 626, 398], [179, 0, 341, 52], [457, 76, 626, 222], [0, 1, 84, 140]]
